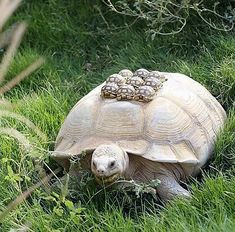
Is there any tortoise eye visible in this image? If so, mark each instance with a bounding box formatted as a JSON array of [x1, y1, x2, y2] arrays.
[[109, 161, 115, 168]]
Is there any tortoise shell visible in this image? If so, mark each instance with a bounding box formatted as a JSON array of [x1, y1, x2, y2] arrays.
[[148, 71, 167, 82], [134, 68, 149, 79], [53, 72, 226, 176], [117, 84, 135, 100], [106, 74, 126, 86], [134, 85, 156, 102], [144, 77, 162, 90], [119, 69, 133, 79], [126, 76, 144, 88], [101, 82, 119, 98]]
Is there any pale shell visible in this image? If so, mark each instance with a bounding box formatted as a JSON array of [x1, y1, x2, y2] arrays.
[[53, 72, 226, 176]]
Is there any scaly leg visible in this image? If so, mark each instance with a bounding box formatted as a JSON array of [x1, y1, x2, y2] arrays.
[[156, 174, 191, 202]]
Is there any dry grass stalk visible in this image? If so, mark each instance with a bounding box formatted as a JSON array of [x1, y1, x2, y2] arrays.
[[0, 22, 27, 84], [0, 0, 21, 30], [0, 110, 47, 141], [0, 57, 45, 95], [0, 23, 19, 48], [0, 127, 30, 149], [0, 0, 45, 95]]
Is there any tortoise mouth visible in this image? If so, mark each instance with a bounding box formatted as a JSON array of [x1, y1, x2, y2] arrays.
[[95, 173, 120, 184]]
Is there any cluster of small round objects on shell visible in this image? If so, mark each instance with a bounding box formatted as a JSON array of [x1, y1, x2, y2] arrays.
[[101, 69, 167, 102]]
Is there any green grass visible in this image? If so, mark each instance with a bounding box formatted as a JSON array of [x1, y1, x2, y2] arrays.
[[0, 0, 235, 231]]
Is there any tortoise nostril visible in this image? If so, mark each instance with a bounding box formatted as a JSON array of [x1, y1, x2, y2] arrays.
[[97, 168, 105, 174]]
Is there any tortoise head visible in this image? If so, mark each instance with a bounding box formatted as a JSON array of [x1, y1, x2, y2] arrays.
[[91, 144, 129, 184]]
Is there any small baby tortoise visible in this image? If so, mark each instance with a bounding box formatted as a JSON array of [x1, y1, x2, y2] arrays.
[[134, 68, 149, 79], [126, 75, 144, 89], [144, 76, 162, 90], [117, 84, 136, 101], [101, 82, 119, 98], [118, 69, 133, 79], [134, 85, 156, 102], [106, 74, 126, 86], [148, 71, 167, 82]]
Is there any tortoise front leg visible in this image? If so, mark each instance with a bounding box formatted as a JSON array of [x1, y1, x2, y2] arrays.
[[155, 174, 191, 202]]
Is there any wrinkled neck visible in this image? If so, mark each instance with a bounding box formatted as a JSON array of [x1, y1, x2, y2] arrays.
[[121, 151, 129, 176], [123, 154, 138, 179], [123, 154, 186, 183]]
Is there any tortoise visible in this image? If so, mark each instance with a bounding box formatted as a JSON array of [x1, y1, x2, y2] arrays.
[[53, 71, 226, 202], [126, 75, 144, 89], [134, 68, 149, 79], [148, 71, 167, 82], [101, 82, 119, 98], [106, 74, 126, 86], [134, 85, 156, 102], [143, 77, 162, 90], [117, 84, 136, 101], [119, 69, 133, 79]]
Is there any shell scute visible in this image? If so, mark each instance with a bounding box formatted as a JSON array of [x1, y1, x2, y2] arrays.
[[95, 101, 144, 137]]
